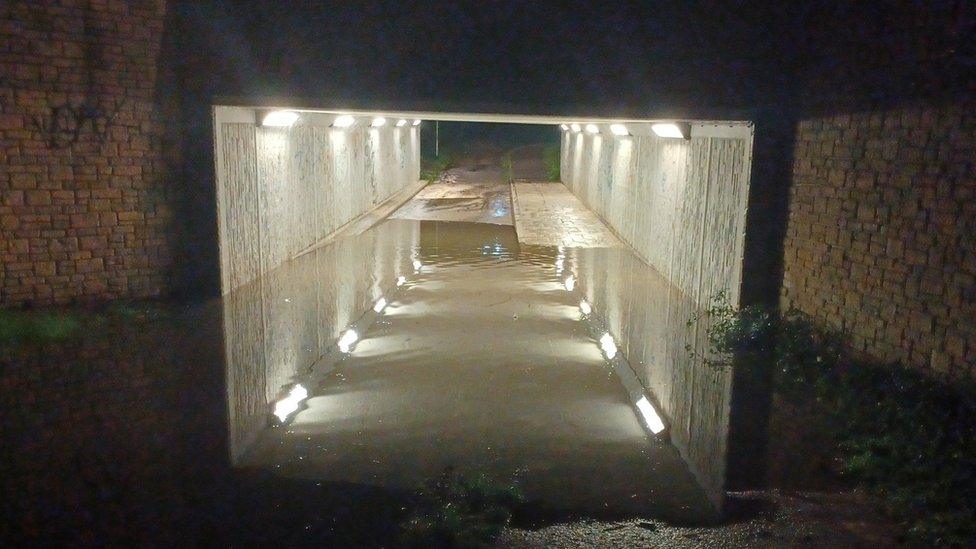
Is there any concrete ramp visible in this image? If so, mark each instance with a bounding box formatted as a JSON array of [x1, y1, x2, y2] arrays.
[[511, 182, 623, 248]]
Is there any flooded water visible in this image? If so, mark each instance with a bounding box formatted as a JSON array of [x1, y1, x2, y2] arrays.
[[2, 167, 733, 544]]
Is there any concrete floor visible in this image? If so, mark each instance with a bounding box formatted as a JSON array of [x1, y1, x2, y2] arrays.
[[237, 166, 717, 521], [512, 182, 623, 248]]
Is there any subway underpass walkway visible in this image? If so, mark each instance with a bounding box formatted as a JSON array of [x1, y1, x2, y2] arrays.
[[227, 164, 717, 523]]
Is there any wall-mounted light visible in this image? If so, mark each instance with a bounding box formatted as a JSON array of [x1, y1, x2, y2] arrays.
[[651, 122, 690, 139], [337, 329, 359, 353], [579, 299, 592, 315], [273, 384, 308, 422], [396, 119, 408, 127], [570, 123, 581, 133], [560, 124, 569, 131], [635, 396, 666, 434], [396, 275, 407, 287], [610, 124, 630, 136], [261, 110, 299, 127], [412, 119, 422, 126], [599, 332, 617, 359], [371, 117, 387, 127], [413, 260, 423, 272], [373, 297, 388, 313], [585, 124, 599, 134], [563, 275, 575, 291], [332, 115, 356, 128]]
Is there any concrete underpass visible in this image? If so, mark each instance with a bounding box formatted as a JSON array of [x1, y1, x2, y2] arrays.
[[213, 106, 754, 521]]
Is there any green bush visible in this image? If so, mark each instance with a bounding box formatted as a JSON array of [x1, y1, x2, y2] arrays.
[[400, 468, 523, 548], [690, 293, 976, 546], [421, 153, 454, 183], [542, 144, 560, 181]]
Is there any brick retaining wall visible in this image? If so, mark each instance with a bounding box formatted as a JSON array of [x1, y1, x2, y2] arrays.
[[782, 104, 975, 376], [0, 0, 173, 305]]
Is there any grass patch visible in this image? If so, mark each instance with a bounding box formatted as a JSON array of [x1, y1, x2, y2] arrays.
[[542, 144, 560, 181], [690, 292, 976, 546], [0, 309, 83, 345], [0, 300, 171, 348], [421, 153, 454, 183], [400, 468, 523, 548]]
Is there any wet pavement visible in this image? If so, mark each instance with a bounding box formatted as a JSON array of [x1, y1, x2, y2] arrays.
[[390, 166, 514, 225], [234, 219, 714, 521], [512, 182, 623, 248]]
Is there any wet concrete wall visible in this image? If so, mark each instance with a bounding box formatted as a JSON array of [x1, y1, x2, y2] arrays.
[[224, 220, 420, 461], [560, 126, 753, 307], [213, 107, 420, 294], [560, 127, 753, 502], [568, 245, 733, 509]]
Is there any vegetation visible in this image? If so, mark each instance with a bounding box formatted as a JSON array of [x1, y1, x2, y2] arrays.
[[542, 144, 560, 181], [500, 153, 514, 183], [0, 309, 83, 345], [421, 153, 454, 183], [690, 293, 976, 546], [0, 300, 169, 348], [400, 468, 523, 548]]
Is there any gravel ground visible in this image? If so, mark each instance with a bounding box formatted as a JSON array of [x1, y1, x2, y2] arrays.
[[500, 489, 897, 547]]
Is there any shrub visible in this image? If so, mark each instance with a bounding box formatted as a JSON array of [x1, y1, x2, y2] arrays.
[[542, 144, 560, 181], [400, 468, 523, 548], [500, 153, 513, 184], [690, 293, 976, 546], [421, 153, 454, 183]]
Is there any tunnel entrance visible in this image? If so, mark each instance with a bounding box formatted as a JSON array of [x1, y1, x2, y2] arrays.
[[213, 105, 754, 518]]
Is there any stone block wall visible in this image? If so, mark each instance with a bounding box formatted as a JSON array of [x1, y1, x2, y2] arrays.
[[779, 1, 975, 378], [781, 104, 975, 377], [0, 0, 173, 306]]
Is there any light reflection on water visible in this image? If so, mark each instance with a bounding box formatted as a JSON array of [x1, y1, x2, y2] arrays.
[[223, 217, 730, 521]]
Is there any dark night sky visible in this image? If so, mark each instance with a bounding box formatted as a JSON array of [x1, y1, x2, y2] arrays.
[[172, 1, 972, 117], [176, 1, 810, 117]]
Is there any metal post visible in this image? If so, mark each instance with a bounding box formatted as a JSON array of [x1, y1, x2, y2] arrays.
[[435, 121, 439, 157]]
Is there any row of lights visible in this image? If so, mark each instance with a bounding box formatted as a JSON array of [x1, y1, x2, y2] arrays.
[[564, 274, 665, 435], [261, 110, 423, 129], [273, 268, 416, 423], [559, 122, 689, 139]]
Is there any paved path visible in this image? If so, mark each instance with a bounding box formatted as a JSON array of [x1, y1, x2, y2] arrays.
[[512, 181, 623, 248]]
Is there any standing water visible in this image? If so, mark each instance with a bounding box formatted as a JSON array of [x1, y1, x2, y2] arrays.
[[225, 164, 726, 526]]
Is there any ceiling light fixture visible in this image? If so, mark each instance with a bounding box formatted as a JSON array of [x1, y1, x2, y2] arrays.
[[261, 110, 299, 127], [651, 122, 690, 139], [610, 124, 630, 136], [332, 115, 356, 128]]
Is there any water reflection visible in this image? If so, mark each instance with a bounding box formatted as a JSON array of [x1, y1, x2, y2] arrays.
[[222, 216, 730, 520]]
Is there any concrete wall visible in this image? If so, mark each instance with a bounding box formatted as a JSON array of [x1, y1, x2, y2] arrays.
[[560, 126, 753, 307], [0, 0, 176, 306], [213, 108, 420, 294], [224, 219, 419, 461], [560, 125, 753, 505]]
